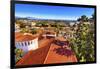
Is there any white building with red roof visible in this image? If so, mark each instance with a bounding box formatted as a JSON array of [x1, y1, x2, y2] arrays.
[[15, 32, 38, 52]]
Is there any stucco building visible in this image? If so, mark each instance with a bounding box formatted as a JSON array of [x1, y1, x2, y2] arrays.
[[15, 32, 38, 52]]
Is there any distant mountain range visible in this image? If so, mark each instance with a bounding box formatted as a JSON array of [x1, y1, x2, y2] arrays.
[[15, 16, 77, 22]]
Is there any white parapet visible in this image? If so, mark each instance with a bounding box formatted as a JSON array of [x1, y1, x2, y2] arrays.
[[28, 37, 38, 51], [15, 37, 38, 52]]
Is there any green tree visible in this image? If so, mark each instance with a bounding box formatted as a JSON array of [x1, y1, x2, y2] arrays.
[[30, 28, 37, 34], [77, 15, 88, 22], [36, 21, 48, 27], [15, 48, 24, 62], [20, 28, 29, 33], [70, 21, 95, 62]]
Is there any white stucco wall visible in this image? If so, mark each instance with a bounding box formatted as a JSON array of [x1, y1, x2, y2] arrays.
[[28, 38, 38, 51], [15, 37, 38, 52]]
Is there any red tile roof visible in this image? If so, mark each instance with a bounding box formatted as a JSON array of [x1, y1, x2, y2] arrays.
[[16, 37, 77, 66], [44, 44, 77, 64], [15, 32, 37, 42], [16, 38, 54, 66]]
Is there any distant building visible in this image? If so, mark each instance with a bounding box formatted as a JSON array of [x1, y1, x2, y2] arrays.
[[42, 31, 56, 38], [69, 22, 76, 26], [31, 22, 36, 27], [15, 32, 38, 52], [15, 23, 20, 32]]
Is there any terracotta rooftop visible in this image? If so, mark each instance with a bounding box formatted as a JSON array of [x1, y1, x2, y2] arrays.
[[16, 37, 77, 66], [16, 38, 54, 66], [44, 43, 77, 64], [56, 36, 66, 41], [15, 32, 38, 42]]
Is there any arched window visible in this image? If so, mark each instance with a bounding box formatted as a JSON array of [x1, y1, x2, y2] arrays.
[[16, 42, 18, 47], [31, 41, 32, 44], [19, 42, 21, 46], [22, 42, 23, 46], [15, 43, 17, 48], [25, 42, 27, 46], [28, 41, 30, 45]]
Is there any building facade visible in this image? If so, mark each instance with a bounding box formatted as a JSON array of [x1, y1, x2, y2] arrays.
[[15, 33, 38, 52]]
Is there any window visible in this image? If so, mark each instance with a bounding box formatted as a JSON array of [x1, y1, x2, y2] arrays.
[[28, 41, 30, 45], [25, 42, 27, 46], [22, 42, 23, 46]]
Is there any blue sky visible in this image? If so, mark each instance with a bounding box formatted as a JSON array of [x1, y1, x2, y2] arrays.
[[15, 4, 94, 20]]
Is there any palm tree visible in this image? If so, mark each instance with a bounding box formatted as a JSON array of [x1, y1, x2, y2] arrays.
[[81, 15, 88, 22], [77, 15, 88, 22]]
